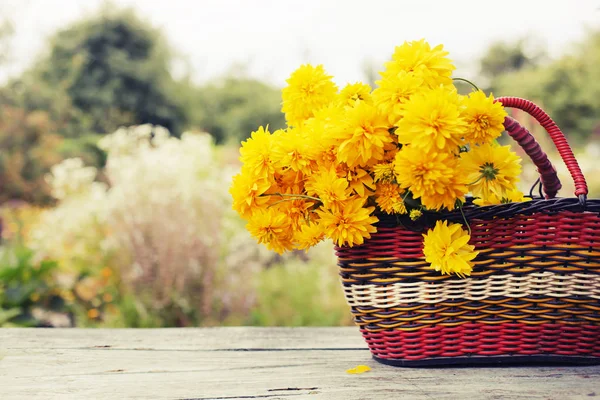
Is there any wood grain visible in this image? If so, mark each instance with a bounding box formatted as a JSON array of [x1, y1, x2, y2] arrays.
[[0, 328, 598, 400]]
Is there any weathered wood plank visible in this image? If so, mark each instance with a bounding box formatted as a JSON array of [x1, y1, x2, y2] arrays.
[[0, 328, 598, 400], [0, 327, 365, 350]]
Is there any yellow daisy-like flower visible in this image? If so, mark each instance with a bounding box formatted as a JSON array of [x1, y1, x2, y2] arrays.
[[409, 209, 423, 221], [282, 64, 338, 126], [305, 167, 351, 209], [294, 221, 326, 251], [395, 86, 466, 153], [272, 169, 305, 195], [316, 197, 378, 247], [461, 91, 507, 146], [230, 171, 272, 219], [271, 128, 317, 175], [394, 146, 468, 211], [239, 126, 275, 179], [246, 208, 294, 254], [375, 182, 407, 214], [381, 39, 455, 88], [460, 143, 522, 200], [339, 82, 373, 107], [303, 104, 344, 169], [373, 162, 396, 183], [335, 102, 393, 168], [373, 71, 424, 125], [422, 220, 479, 278]]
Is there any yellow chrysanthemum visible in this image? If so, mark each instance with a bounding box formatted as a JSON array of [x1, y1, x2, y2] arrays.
[[246, 208, 294, 254], [460, 143, 522, 199], [230, 171, 272, 218], [395, 86, 466, 153], [339, 82, 373, 107], [316, 197, 378, 247], [305, 167, 351, 209], [294, 221, 326, 251], [373, 71, 424, 125], [394, 146, 468, 211], [281, 64, 338, 126], [461, 91, 507, 146], [340, 166, 375, 198], [373, 162, 396, 183], [422, 220, 479, 278], [335, 102, 393, 168], [239, 126, 275, 178], [375, 182, 407, 214], [409, 209, 423, 221], [278, 198, 316, 230], [272, 169, 305, 195], [381, 39, 455, 88], [271, 128, 317, 175], [303, 104, 344, 168], [473, 187, 531, 206]]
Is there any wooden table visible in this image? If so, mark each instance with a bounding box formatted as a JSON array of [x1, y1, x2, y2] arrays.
[[0, 327, 598, 399]]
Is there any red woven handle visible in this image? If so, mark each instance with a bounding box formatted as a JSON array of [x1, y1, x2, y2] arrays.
[[503, 116, 561, 199], [495, 97, 588, 197]]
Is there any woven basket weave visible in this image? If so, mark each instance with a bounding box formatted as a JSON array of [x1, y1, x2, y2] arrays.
[[337, 97, 600, 366]]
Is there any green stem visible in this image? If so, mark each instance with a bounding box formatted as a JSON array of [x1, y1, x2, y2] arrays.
[[458, 203, 471, 236], [468, 174, 485, 186], [452, 77, 480, 92]]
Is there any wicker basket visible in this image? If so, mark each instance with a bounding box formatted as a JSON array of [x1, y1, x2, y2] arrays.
[[337, 97, 600, 366]]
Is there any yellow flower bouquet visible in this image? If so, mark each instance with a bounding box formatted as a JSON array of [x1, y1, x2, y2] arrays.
[[230, 39, 524, 277], [230, 40, 600, 367]]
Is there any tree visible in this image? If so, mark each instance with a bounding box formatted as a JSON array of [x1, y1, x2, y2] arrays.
[[23, 7, 187, 137], [487, 30, 600, 143]]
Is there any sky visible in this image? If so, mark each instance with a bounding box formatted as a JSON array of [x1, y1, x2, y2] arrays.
[[2, 0, 600, 87]]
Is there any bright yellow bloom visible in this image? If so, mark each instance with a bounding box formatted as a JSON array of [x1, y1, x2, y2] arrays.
[[339, 82, 373, 107], [281, 64, 338, 126], [335, 102, 393, 168], [409, 209, 423, 221], [375, 182, 407, 214], [271, 128, 317, 175], [246, 208, 294, 254], [461, 91, 507, 146], [394, 146, 468, 211], [317, 197, 378, 247], [473, 187, 531, 206], [278, 198, 316, 230], [306, 167, 351, 209], [381, 39, 455, 88], [303, 104, 344, 168], [272, 169, 305, 195], [230, 171, 272, 218], [341, 166, 375, 198], [373, 71, 424, 125], [373, 162, 396, 183], [460, 143, 522, 199], [395, 86, 466, 153], [239, 126, 275, 178], [294, 221, 326, 251], [422, 220, 479, 278]]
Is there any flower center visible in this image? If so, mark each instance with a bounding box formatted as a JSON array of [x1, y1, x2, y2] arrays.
[[479, 162, 499, 181]]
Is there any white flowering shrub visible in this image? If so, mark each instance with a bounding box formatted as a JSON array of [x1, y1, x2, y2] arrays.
[[30, 125, 274, 326]]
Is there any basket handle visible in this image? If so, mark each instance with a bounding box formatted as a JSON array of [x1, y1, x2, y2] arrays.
[[503, 116, 561, 199], [495, 97, 588, 200]]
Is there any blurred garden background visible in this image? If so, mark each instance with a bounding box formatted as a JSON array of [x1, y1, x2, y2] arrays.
[[0, 0, 599, 328]]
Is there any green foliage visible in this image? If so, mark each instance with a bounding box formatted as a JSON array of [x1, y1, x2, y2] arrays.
[[249, 244, 353, 327], [24, 7, 187, 137], [190, 77, 286, 144], [0, 241, 66, 327], [482, 31, 600, 142]]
